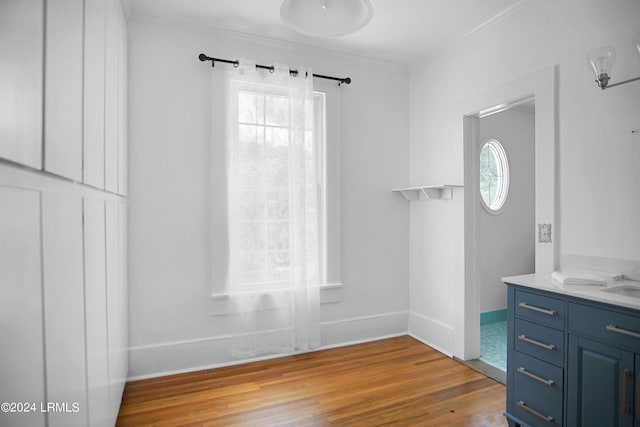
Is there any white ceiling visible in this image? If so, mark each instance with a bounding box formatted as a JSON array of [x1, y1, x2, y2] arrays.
[[130, 0, 528, 64]]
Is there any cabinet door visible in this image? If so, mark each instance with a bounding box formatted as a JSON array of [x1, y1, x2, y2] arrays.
[[83, 0, 107, 188], [44, 0, 84, 180], [106, 201, 127, 423], [104, 0, 120, 193], [0, 187, 46, 427], [42, 193, 88, 427], [118, 7, 128, 196], [568, 335, 634, 427], [84, 199, 111, 426], [0, 0, 43, 169]]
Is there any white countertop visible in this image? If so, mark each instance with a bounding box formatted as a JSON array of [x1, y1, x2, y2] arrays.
[[503, 273, 640, 311]]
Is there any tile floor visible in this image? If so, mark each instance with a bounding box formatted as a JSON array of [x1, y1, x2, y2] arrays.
[[480, 320, 507, 371]]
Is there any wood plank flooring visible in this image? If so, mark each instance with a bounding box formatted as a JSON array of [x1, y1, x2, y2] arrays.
[[117, 336, 507, 426]]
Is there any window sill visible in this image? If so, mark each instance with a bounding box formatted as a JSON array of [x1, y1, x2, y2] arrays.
[[211, 282, 344, 304]]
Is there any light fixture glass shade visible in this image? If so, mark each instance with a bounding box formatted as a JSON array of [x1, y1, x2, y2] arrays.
[[587, 46, 616, 88], [280, 0, 373, 37]]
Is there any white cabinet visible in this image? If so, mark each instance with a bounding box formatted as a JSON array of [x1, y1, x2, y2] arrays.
[[84, 0, 107, 188], [84, 199, 111, 427], [0, 187, 46, 427], [0, 0, 44, 169], [0, 0, 129, 424], [44, 0, 84, 181], [42, 193, 89, 427]]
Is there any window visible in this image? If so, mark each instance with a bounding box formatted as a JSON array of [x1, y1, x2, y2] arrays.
[[234, 84, 326, 289], [479, 138, 509, 212]]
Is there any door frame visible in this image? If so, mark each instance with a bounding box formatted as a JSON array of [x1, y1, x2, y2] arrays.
[[458, 66, 559, 360]]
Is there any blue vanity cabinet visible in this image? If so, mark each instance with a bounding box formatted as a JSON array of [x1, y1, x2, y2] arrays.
[[505, 282, 640, 427], [506, 285, 566, 427]]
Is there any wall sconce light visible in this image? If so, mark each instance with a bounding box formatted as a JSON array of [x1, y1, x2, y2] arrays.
[[588, 34, 640, 90]]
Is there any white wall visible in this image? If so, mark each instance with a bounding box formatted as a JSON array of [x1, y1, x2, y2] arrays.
[[478, 109, 535, 312], [128, 16, 410, 379], [409, 0, 640, 357]]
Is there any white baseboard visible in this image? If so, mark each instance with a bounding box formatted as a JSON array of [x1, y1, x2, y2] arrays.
[[128, 310, 409, 381], [407, 311, 454, 357]]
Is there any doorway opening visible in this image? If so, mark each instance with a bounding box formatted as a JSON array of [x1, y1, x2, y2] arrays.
[[456, 66, 557, 384], [463, 95, 538, 383], [477, 101, 535, 373]]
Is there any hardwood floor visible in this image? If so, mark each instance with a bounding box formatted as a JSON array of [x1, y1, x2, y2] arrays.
[[117, 336, 507, 426]]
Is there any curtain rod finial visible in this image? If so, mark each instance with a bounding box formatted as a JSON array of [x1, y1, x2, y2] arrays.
[[198, 53, 209, 62]]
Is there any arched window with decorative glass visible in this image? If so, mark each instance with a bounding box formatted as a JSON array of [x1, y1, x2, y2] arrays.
[[479, 138, 509, 213]]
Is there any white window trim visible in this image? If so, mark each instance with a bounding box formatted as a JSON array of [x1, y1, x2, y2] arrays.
[[224, 81, 339, 292], [212, 79, 343, 302]]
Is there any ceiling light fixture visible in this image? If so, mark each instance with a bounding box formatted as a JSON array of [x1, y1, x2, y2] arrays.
[[280, 0, 373, 37], [587, 34, 640, 90]]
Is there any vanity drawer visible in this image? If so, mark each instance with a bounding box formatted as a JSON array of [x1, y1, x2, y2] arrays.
[[513, 387, 563, 427], [514, 318, 564, 366], [569, 302, 640, 352], [515, 289, 565, 329], [513, 351, 563, 395]]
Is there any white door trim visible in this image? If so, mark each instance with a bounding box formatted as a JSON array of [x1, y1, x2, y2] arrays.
[[458, 66, 558, 360]]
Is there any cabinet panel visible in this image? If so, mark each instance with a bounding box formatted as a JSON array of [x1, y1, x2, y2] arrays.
[[0, 0, 44, 169], [514, 318, 564, 366], [515, 289, 565, 329], [514, 350, 563, 393], [513, 392, 562, 427], [567, 336, 634, 427], [42, 193, 88, 427], [569, 302, 640, 352], [118, 7, 128, 196], [104, 0, 121, 193], [84, 199, 110, 426], [0, 187, 46, 427], [83, 0, 107, 189], [106, 201, 127, 423], [44, 0, 83, 181], [119, 202, 129, 362]]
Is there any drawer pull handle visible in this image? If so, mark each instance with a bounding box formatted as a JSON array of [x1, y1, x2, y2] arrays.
[[622, 369, 631, 414], [517, 401, 554, 423], [518, 334, 556, 351], [606, 324, 640, 340], [518, 302, 556, 316], [517, 367, 555, 386]]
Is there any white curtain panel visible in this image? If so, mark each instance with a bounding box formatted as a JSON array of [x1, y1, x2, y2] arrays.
[[223, 59, 320, 358]]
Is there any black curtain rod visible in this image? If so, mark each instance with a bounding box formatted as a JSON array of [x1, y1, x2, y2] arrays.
[[198, 53, 351, 86]]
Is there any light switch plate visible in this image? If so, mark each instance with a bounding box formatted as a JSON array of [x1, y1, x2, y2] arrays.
[[538, 223, 552, 243]]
